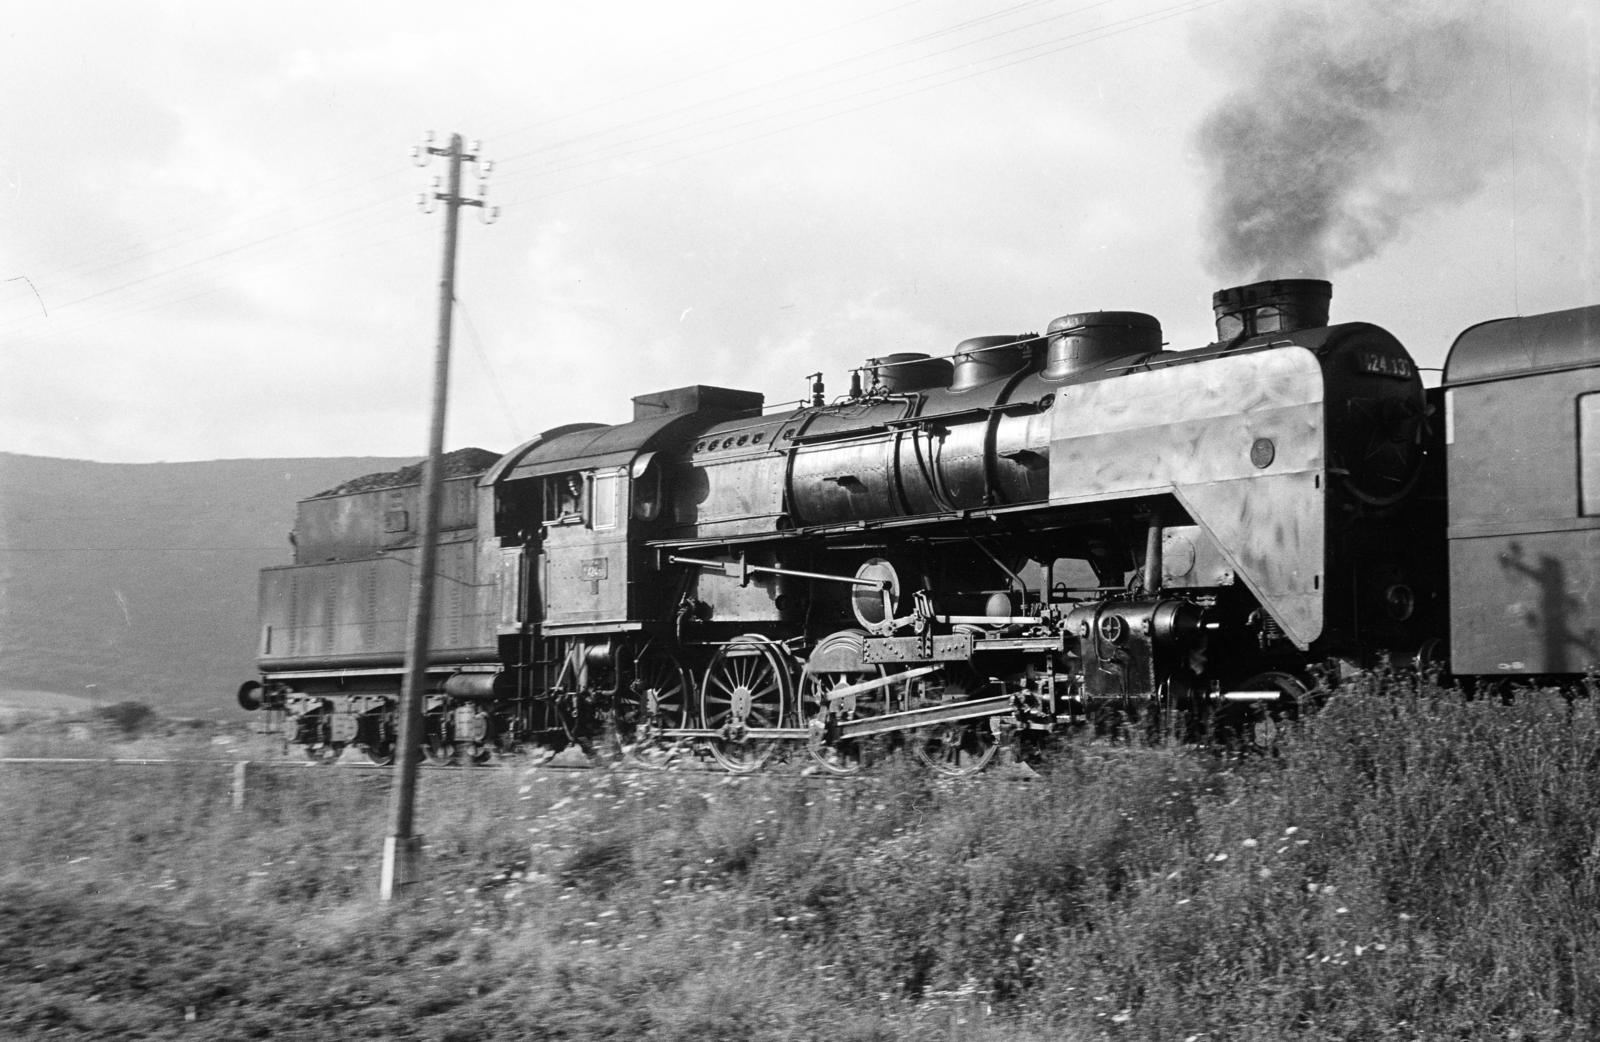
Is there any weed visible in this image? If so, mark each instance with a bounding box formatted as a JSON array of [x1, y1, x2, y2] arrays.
[[6, 676, 1600, 1039]]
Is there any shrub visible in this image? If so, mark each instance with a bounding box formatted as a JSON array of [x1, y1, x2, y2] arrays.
[[95, 700, 157, 736]]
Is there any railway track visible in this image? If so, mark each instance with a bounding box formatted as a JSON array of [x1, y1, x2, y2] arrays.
[[0, 749, 1044, 783]]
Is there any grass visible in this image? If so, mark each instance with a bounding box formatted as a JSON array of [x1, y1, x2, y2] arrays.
[[5, 674, 1600, 1039]]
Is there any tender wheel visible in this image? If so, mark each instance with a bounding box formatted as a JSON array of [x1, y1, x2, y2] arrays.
[[424, 741, 458, 766], [700, 634, 793, 773], [799, 630, 889, 775], [304, 741, 345, 763], [623, 647, 693, 770], [911, 720, 998, 777], [363, 743, 396, 766]]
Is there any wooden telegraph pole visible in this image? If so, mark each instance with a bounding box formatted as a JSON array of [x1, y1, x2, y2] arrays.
[[381, 132, 496, 901]]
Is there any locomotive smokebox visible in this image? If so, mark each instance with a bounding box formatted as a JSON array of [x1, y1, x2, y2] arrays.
[[1212, 279, 1332, 341]]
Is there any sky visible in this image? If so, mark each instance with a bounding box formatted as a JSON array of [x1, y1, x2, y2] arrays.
[[0, 0, 1594, 463]]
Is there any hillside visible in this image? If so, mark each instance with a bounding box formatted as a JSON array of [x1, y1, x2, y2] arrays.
[[0, 453, 412, 717]]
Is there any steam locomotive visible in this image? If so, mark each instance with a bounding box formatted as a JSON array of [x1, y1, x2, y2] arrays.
[[236, 279, 1600, 773]]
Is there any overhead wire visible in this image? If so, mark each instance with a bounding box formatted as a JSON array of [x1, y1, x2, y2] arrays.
[[492, 0, 1066, 172], [1, 0, 934, 333], [483, 0, 936, 149], [3, 0, 1223, 369], [453, 294, 526, 446], [495, 0, 1225, 203]]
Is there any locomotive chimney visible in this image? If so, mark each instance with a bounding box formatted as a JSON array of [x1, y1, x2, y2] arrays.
[[1212, 279, 1331, 342]]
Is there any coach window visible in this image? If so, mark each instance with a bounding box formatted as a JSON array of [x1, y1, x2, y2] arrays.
[[592, 472, 620, 531], [1581, 393, 1600, 517]]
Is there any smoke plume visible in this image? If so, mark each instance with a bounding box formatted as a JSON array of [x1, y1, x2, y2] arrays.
[[1194, 1, 1529, 282]]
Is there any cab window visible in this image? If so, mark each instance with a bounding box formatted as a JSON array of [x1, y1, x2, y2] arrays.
[[545, 473, 585, 524], [592, 473, 619, 531]]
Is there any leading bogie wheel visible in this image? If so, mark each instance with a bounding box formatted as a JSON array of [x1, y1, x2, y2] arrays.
[[1228, 670, 1310, 752], [700, 634, 794, 773]]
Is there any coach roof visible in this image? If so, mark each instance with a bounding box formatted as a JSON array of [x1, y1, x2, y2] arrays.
[[1444, 304, 1600, 388]]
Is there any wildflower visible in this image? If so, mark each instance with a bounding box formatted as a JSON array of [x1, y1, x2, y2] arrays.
[[1241, 838, 1258, 849]]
